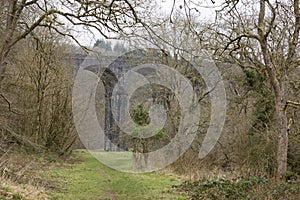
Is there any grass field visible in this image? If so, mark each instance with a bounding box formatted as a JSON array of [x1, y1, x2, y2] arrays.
[[1, 150, 299, 199], [89, 150, 135, 172], [43, 150, 187, 200]]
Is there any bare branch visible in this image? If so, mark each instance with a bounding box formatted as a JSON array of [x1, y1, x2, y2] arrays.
[[286, 0, 300, 66], [264, 0, 277, 39], [0, 93, 22, 115]]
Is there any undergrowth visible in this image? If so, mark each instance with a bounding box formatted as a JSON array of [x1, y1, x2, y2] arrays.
[[173, 176, 300, 200]]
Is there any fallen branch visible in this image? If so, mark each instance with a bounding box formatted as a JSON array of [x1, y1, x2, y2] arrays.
[[286, 100, 300, 109], [3, 126, 45, 153]]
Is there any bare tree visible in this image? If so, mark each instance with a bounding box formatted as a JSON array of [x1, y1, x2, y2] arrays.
[[0, 0, 157, 156], [208, 0, 300, 180], [0, 28, 76, 155], [0, 0, 153, 81], [138, 0, 300, 179]]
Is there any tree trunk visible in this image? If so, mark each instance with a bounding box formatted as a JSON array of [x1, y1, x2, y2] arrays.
[[257, 0, 289, 180], [275, 91, 288, 180]]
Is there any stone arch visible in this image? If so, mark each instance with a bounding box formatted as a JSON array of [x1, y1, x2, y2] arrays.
[[79, 48, 204, 152]]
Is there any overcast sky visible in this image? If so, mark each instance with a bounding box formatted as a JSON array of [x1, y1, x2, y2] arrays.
[[74, 0, 220, 47]]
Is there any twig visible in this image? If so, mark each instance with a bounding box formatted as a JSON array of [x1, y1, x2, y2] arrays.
[[0, 93, 22, 115], [286, 100, 300, 109]]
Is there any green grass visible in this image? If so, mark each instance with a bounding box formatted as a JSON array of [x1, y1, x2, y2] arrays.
[[90, 150, 135, 172], [43, 150, 187, 200]]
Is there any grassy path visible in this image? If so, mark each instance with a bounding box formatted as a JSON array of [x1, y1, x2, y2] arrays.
[[44, 150, 187, 200]]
